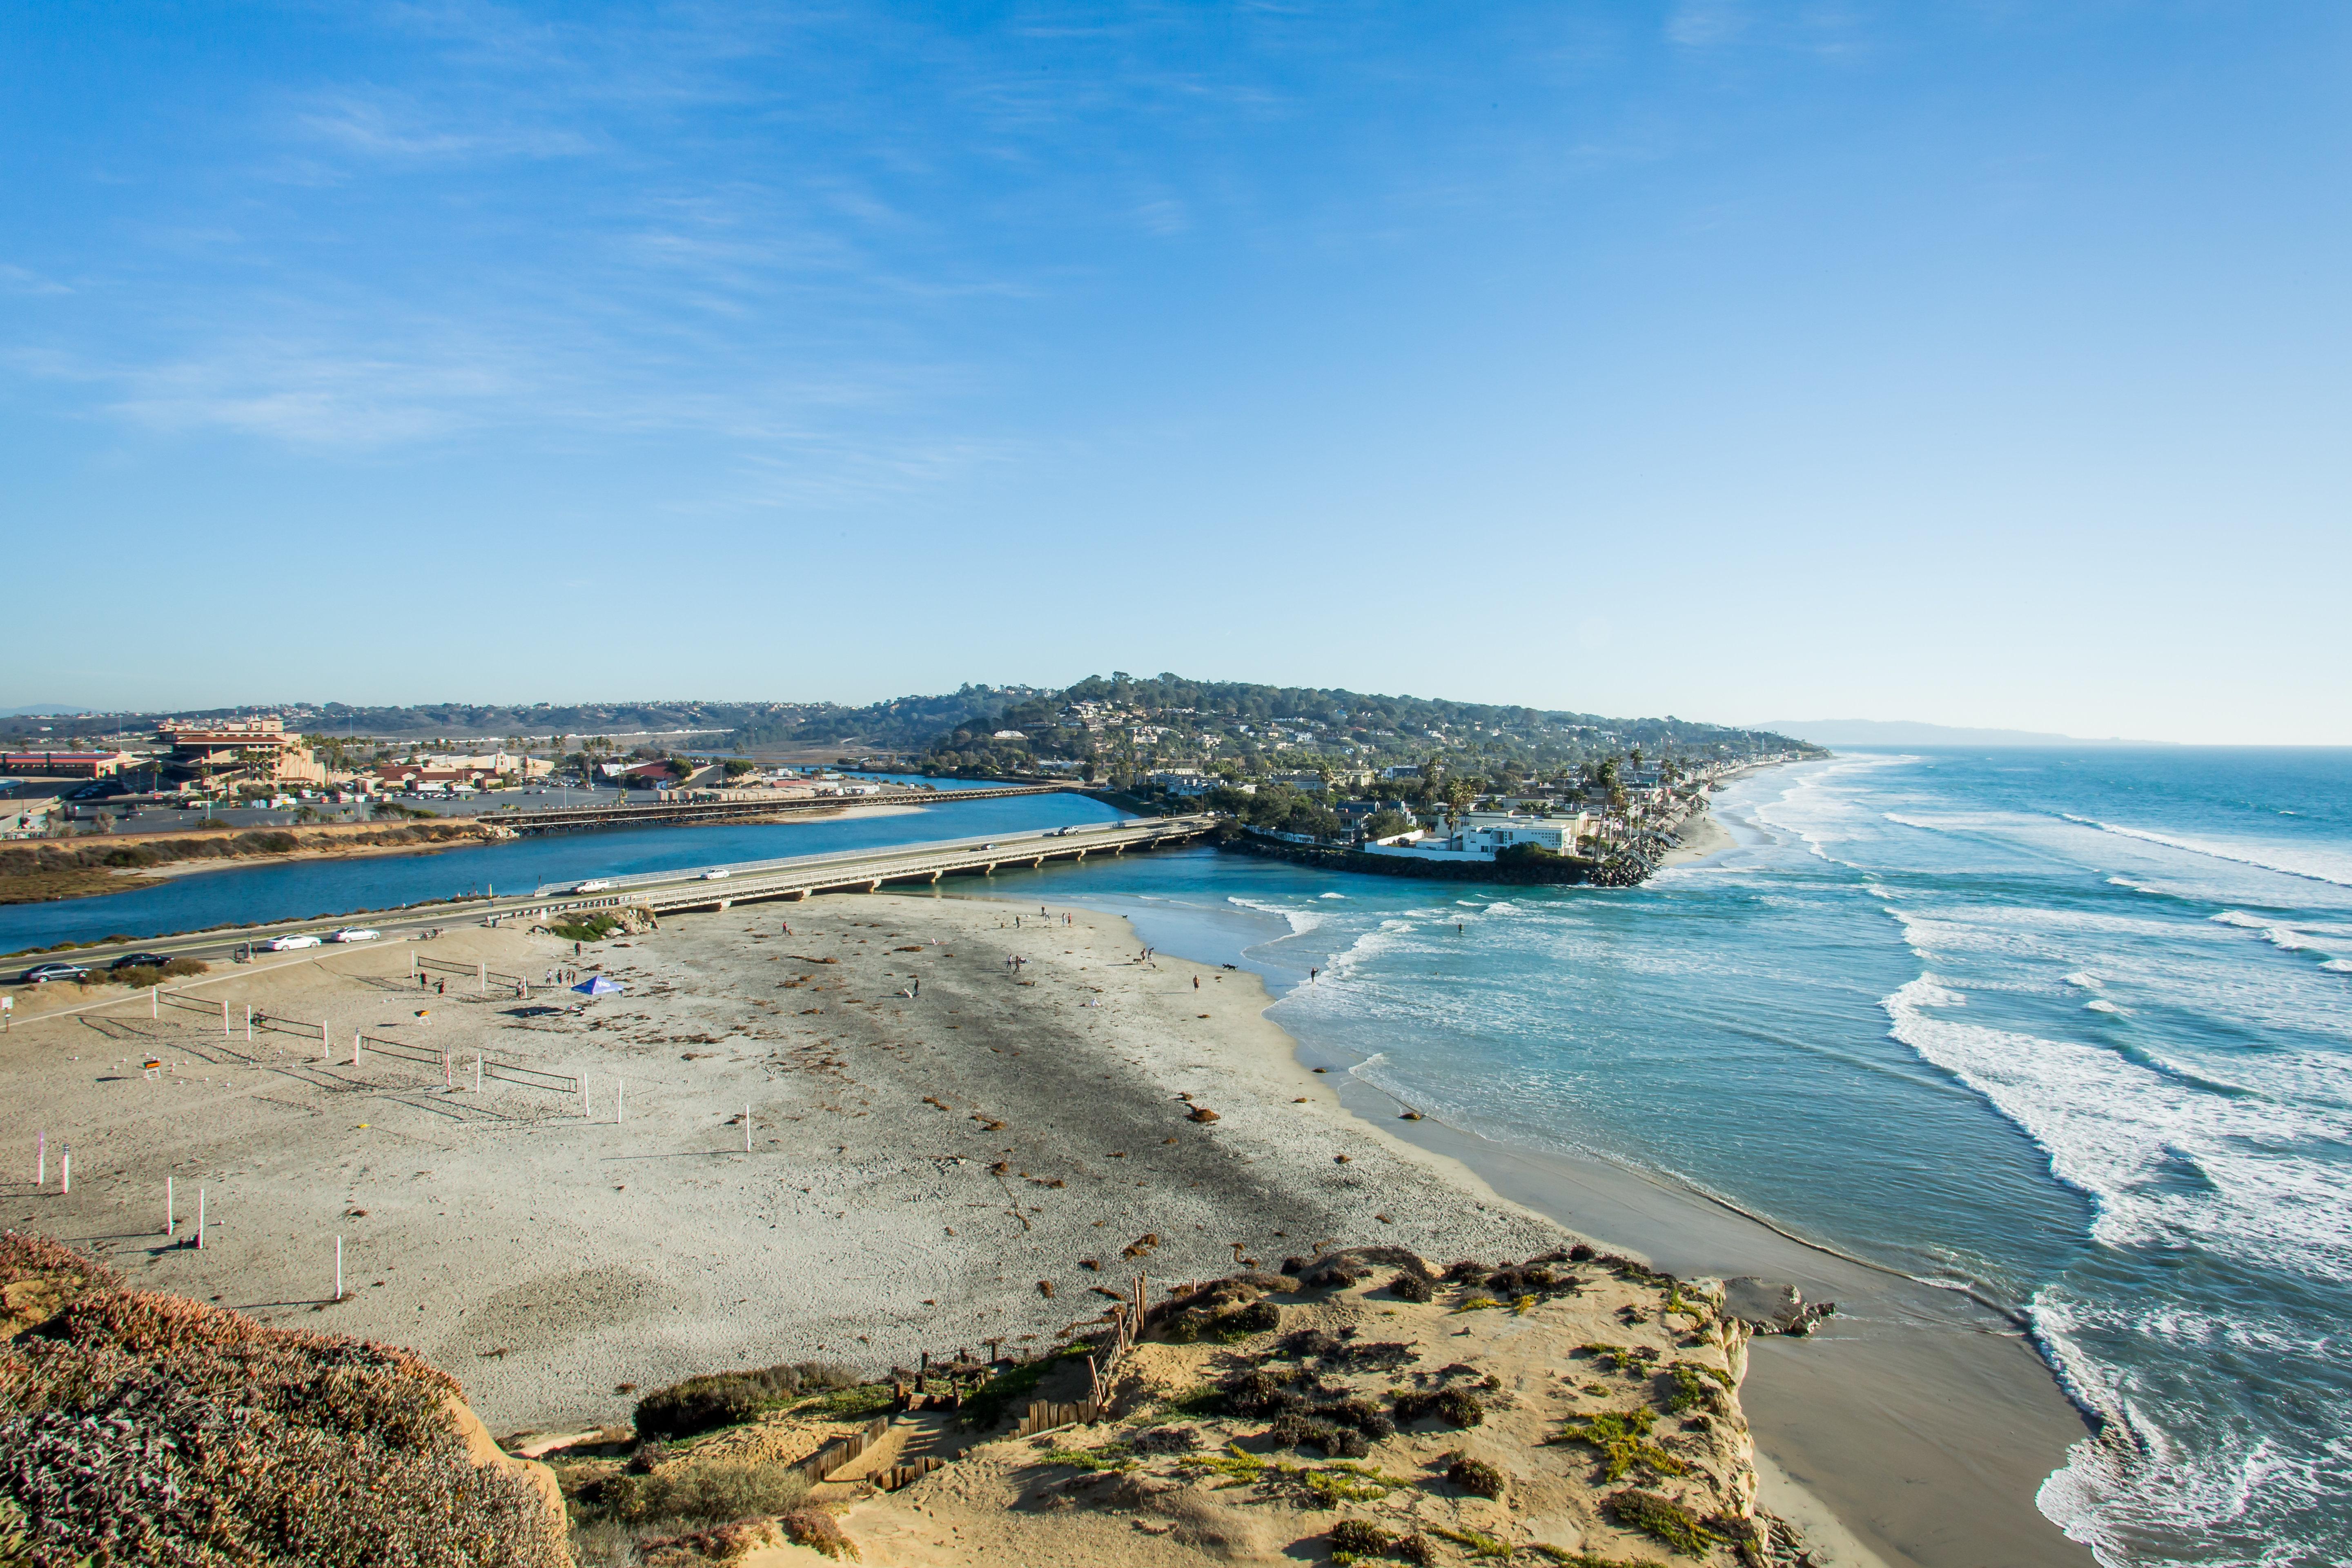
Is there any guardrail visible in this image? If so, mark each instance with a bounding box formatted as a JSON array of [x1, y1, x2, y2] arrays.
[[497, 783, 1071, 834]]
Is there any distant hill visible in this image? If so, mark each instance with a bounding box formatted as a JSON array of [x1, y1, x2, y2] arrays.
[[1757, 719, 2161, 747], [865, 673, 1825, 775], [0, 704, 91, 717]]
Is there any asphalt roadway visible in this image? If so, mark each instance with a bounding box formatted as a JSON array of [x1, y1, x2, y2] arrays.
[[9, 817, 1206, 983]]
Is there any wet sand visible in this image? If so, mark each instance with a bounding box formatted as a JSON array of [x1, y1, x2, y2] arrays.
[[1327, 1090, 2094, 1568]]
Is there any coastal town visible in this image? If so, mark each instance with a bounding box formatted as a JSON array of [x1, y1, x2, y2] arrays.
[[1, 680, 1817, 896]]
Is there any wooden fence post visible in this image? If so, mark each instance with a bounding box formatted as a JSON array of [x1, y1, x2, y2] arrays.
[[221, 998, 230, 1037]]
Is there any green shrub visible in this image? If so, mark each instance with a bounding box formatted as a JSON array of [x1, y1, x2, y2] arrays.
[[603, 1460, 809, 1524], [781, 1509, 855, 1559], [1557, 1408, 1683, 1481], [1665, 1362, 1731, 1416], [1392, 1388, 1483, 1428], [634, 1365, 808, 1441], [1446, 1452, 1506, 1498], [1606, 1489, 1724, 1554], [791, 1383, 893, 1420], [161, 956, 208, 978], [1330, 1518, 1392, 1555], [550, 913, 623, 944]]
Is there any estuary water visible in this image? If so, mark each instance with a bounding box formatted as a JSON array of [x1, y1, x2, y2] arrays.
[[0, 788, 1125, 952], [976, 748, 2351, 1568]]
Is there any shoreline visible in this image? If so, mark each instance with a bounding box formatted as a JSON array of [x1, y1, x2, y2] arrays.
[[943, 884, 2089, 1568], [0, 841, 2086, 1565], [0, 895, 1592, 1538]]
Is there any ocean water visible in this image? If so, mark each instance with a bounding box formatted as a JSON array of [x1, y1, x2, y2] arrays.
[[967, 748, 2352, 1568]]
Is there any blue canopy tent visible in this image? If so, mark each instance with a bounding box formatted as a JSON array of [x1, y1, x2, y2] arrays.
[[572, 975, 626, 998]]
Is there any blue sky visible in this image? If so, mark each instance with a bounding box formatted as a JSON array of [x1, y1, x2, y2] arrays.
[[5, 2, 2348, 742]]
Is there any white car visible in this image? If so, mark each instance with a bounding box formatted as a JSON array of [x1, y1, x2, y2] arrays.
[[701, 868, 731, 881], [327, 927, 380, 943], [263, 934, 323, 951], [575, 879, 612, 893]]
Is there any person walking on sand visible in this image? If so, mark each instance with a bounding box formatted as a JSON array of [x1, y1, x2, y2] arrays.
[[1192, 975, 1199, 989]]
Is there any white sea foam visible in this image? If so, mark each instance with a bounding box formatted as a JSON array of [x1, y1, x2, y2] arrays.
[[2032, 1289, 2336, 1567], [2106, 875, 2162, 894], [1225, 895, 1323, 936], [2324, 959, 2352, 974], [2085, 998, 2126, 1015], [2212, 911, 2323, 953], [1881, 976, 2352, 1277], [2063, 815, 2352, 889], [1317, 892, 1346, 900], [2065, 972, 2104, 989]]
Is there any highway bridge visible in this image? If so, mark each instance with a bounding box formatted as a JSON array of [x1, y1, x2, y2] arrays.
[[13, 816, 1221, 977], [509, 815, 1220, 920], [495, 782, 1071, 833]]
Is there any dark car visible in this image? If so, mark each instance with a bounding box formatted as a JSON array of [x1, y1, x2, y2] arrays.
[[18, 962, 88, 985], [108, 952, 172, 971]]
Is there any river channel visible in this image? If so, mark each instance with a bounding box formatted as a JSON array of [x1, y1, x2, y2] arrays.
[[3, 786, 1122, 952]]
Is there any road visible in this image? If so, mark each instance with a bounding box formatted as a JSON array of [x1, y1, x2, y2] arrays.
[[8, 815, 1220, 982]]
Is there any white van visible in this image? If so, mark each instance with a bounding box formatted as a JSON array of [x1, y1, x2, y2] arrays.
[[575, 879, 612, 893]]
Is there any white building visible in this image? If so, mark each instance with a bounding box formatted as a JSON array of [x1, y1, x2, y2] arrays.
[[1361, 812, 1596, 862], [1147, 770, 1217, 796]]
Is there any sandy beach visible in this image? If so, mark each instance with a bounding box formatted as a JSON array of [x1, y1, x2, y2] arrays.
[[3, 894, 1565, 1420], [1, 875, 2088, 1566], [1658, 805, 1734, 869]]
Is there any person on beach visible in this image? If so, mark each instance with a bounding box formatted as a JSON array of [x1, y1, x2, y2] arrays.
[[911, 978, 920, 999], [1310, 968, 1319, 983], [1193, 975, 1199, 989]]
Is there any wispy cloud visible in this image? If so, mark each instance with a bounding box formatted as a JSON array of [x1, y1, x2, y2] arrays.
[[0, 264, 73, 296], [297, 90, 598, 160]]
